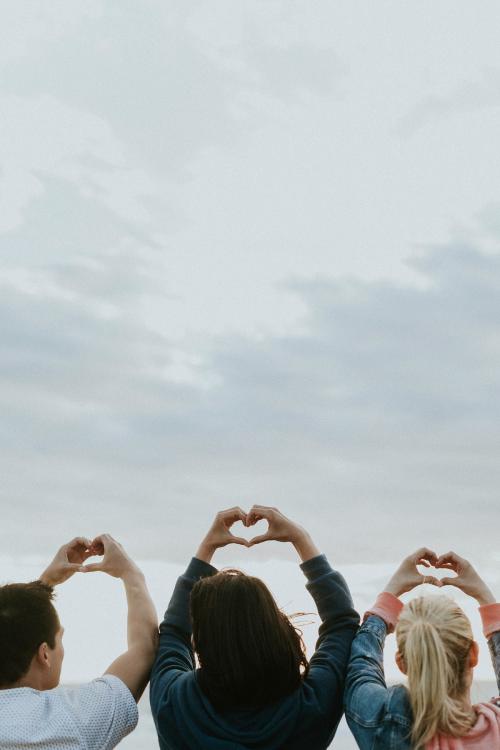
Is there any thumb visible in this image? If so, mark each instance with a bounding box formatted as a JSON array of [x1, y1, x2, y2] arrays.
[[230, 536, 250, 547], [440, 576, 460, 588], [81, 562, 104, 573], [248, 534, 271, 546], [66, 563, 86, 573]]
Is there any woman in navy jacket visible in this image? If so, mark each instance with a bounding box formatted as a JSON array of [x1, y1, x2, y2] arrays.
[[150, 505, 359, 750]]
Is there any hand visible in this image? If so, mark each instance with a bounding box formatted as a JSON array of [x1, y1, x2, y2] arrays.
[[196, 507, 249, 563], [247, 505, 319, 562], [40, 537, 93, 586], [384, 548, 441, 598], [81, 534, 141, 580], [436, 551, 495, 605]]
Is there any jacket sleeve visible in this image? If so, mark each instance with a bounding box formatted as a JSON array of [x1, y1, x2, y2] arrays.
[[480, 603, 500, 695], [344, 614, 392, 729], [344, 590, 404, 734], [149, 557, 217, 714], [301, 554, 359, 720], [488, 633, 500, 695]]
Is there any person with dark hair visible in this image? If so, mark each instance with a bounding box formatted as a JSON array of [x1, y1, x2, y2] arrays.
[[0, 534, 158, 749], [150, 505, 359, 749]]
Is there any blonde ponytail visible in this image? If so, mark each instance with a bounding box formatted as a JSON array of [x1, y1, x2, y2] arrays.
[[396, 597, 475, 749]]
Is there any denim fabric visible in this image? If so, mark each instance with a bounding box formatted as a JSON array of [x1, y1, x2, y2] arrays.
[[490, 632, 500, 696], [345, 615, 500, 750], [344, 615, 412, 750]]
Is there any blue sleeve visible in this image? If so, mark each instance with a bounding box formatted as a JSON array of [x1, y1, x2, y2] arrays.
[[301, 554, 359, 720], [488, 631, 500, 694], [149, 557, 217, 714], [344, 614, 391, 732]]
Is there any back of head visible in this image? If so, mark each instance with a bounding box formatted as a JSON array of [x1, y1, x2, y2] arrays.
[[191, 570, 308, 710], [396, 596, 474, 749], [0, 581, 59, 687]]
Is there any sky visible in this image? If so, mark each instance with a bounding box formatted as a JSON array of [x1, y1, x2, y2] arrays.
[[1, 1, 500, 681]]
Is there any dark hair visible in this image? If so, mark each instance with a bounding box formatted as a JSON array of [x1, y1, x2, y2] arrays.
[[190, 569, 309, 710], [0, 581, 60, 687]]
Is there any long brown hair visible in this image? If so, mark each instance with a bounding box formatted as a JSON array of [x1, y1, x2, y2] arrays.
[[397, 596, 476, 749], [191, 569, 309, 710]]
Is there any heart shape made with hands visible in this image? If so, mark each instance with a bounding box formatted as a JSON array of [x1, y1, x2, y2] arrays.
[[415, 551, 459, 587], [230, 518, 269, 545]]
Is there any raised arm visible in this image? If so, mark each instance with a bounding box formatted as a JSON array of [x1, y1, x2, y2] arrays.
[[248, 505, 359, 724], [39, 536, 94, 586], [149, 507, 248, 714], [81, 534, 158, 701], [437, 550, 500, 694], [345, 548, 440, 735]]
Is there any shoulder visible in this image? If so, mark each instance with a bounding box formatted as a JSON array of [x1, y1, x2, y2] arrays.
[[0, 680, 138, 750], [57, 676, 138, 736], [152, 668, 201, 708], [59, 675, 135, 706]]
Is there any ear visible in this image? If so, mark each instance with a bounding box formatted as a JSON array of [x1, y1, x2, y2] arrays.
[[395, 650, 407, 675], [36, 642, 51, 670], [468, 640, 479, 669]]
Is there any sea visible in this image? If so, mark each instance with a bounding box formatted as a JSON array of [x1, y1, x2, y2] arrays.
[[120, 681, 498, 750]]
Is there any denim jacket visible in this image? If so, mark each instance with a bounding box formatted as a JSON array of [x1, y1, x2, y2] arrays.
[[344, 614, 500, 750]]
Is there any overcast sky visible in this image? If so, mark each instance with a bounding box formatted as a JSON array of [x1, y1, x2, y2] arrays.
[[1, 0, 500, 608]]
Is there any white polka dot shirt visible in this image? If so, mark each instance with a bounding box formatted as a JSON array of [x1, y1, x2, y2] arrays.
[[0, 674, 138, 749]]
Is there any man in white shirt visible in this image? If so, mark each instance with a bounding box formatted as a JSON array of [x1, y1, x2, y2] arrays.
[[0, 534, 158, 749]]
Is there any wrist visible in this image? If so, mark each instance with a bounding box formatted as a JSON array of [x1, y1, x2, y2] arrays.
[[292, 531, 320, 562], [384, 578, 404, 598], [476, 586, 496, 606], [120, 566, 144, 585], [195, 540, 216, 564], [39, 569, 59, 587]]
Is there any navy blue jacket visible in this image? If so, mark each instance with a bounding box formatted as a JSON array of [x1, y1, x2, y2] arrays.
[[150, 554, 359, 750]]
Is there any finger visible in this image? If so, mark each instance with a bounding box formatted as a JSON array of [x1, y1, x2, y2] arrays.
[[436, 551, 464, 568], [65, 563, 86, 574], [248, 505, 274, 522], [440, 576, 460, 588], [246, 513, 263, 527], [80, 563, 104, 573], [414, 547, 438, 565], [67, 537, 92, 549], [89, 534, 109, 552], [229, 536, 250, 547], [418, 559, 431, 568], [248, 533, 271, 546], [220, 507, 247, 526]]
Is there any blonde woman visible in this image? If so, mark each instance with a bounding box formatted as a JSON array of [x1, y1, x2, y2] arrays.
[[345, 548, 500, 749]]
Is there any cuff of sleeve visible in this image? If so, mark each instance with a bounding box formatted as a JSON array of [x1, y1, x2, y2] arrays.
[[479, 602, 500, 638], [364, 592, 403, 633], [300, 553, 329, 580], [186, 557, 218, 580]]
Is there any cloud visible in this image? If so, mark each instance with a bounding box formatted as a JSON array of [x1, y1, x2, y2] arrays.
[[1, 0, 499, 570], [397, 69, 500, 136], [0, 1, 344, 182], [1, 238, 499, 563]]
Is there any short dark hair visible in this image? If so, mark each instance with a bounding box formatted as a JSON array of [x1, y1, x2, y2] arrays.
[[0, 581, 60, 687], [191, 569, 309, 710]]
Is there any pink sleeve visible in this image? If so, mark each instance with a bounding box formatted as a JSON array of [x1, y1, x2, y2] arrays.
[[364, 591, 404, 634], [479, 603, 500, 638]]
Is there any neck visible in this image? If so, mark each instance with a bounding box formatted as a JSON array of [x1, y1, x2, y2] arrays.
[[7, 668, 47, 691]]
